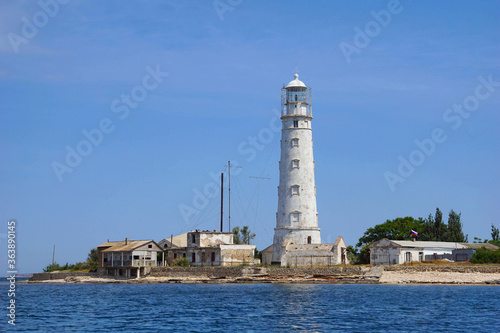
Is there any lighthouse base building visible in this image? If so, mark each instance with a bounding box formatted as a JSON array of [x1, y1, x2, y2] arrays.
[[261, 236, 348, 267], [261, 74, 348, 267]]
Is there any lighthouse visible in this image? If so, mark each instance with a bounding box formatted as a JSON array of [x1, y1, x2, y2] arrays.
[[271, 74, 321, 264]]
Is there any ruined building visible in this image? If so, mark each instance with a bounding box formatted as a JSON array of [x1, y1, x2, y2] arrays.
[[97, 238, 163, 278], [165, 230, 257, 266]]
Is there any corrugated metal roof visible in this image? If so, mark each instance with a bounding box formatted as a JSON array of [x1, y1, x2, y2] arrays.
[[391, 240, 467, 249], [462, 243, 499, 250]]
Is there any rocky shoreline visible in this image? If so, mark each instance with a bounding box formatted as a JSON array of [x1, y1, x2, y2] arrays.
[[24, 265, 500, 285]]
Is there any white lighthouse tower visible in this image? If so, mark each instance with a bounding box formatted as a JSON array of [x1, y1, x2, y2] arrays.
[[272, 74, 321, 264]]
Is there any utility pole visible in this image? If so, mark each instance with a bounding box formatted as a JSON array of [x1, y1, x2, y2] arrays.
[[220, 172, 224, 233], [52, 244, 55, 265]]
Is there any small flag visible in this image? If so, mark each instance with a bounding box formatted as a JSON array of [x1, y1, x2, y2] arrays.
[[411, 230, 418, 237]]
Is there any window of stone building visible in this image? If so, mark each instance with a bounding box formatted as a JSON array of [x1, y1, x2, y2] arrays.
[[290, 212, 300, 224], [291, 138, 299, 147], [191, 234, 196, 244], [293, 120, 298, 128], [148, 244, 152, 248], [192, 253, 196, 263], [211, 252, 215, 262], [307, 236, 312, 244], [291, 185, 300, 195], [174, 253, 177, 259], [182, 253, 186, 258], [292, 159, 300, 169]]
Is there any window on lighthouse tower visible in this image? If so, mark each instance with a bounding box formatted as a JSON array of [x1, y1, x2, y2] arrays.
[[291, 185, 300, 196], [292, 159, 300, 169], [290, 212, 301, 224], [293, 120, 298, 128], [291, 138, 299, 147]]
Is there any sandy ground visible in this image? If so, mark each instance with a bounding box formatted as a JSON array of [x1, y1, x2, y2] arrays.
[[379, 271, 500, 284]]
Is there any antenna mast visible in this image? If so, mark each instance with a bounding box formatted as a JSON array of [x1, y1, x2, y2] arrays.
[[227, 161, 242, 232], [228, 161, 231, 232]]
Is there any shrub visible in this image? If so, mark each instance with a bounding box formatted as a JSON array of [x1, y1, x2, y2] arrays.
[[254, 248, 262, 260], [172, 258, 190, 267], [42, 248, 99, 272], [43, 263, 62, 272], [42, 261, 98, 272], [470, 247, 500, 264]]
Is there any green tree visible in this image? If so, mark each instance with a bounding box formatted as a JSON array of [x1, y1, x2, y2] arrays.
[[233, 226, 255, 245], [232, 227, 242, 244], [254, 248, 262, 260], [87, 248, 98, 262], [419, 213, 434, 241], [358, 245, 370, 265], [491, 224, 499, 241], [241, 226, 256, 244], [473, 236, 484, 243], [446, 210, 467, 242], [357, 217, 426, 247], [86, 248, 99, 272], [433, 208, 447, 241], [346, 245, 359, 265]]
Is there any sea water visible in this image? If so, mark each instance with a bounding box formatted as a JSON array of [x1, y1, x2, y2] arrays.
[[1, 282, 499, 332]]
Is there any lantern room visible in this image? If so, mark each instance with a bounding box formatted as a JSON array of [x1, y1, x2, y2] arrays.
[[281, 74, 312, 117]]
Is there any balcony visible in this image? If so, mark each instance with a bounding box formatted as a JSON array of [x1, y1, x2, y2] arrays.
[[104, 260, 157, 267], [281, 103, 312, 118]]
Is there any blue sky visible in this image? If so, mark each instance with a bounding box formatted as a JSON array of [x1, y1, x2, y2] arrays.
[[1, 0, 499, 273]]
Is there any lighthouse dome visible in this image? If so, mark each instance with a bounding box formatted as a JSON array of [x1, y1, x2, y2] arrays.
[[286, 73, 306, 88]]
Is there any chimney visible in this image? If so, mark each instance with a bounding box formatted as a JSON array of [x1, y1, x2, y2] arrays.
[[412, 237, 416, 242], [125, 237, 129, 245]]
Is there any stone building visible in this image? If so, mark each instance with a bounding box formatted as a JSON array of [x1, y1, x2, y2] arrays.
[[263, 236, 348, 267], [97, 238, 163, 278], [264, 74, 348, 266], [157, 232, 188, 250], [165, 230, 257, 267]]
